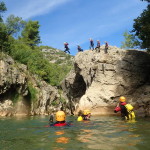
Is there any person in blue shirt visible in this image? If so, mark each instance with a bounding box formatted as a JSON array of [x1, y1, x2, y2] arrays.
[[89, 38, 94, 50]]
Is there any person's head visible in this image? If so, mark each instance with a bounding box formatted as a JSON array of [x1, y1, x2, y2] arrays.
[[83, 110, 91, 116], [56, 111, 66, 122], [78, 110, 83, 116], [119, 96, 126, 102]]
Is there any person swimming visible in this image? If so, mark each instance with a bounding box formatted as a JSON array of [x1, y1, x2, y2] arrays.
[[77, 109, 91, 121]]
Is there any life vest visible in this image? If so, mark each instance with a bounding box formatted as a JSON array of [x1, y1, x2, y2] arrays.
[[125, 104, 133, 112], [124, 104, 135, 120]]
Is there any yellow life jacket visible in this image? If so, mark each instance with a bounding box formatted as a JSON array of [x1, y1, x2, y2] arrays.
[[125, 104, 133, 112], [77, 116, 83, 121], [125, 104, 135, 120]]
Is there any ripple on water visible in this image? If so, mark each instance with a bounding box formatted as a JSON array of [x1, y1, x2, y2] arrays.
[[0, 116, 150, 150]]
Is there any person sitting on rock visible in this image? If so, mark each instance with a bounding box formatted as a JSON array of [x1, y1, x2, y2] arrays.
[[114, 96, 135, 120], [104, 41, 108, 53], [49, 112, 54, 123], [64, 42, 70, 54], [50, 111, 71, 126], [95, 40, 100, 52], [77, 45, 83, 52]]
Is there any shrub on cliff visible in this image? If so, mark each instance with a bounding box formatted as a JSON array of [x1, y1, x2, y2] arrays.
[[9, 41, 72, 86]]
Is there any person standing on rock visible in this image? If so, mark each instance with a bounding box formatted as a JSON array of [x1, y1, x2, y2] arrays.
[[95, 40, 100, 52], [104, 41, 108, 53], [64, 42, 70, 54], [114, 96, 135, 120], [89, 38, 94, 50], [77, 45, 83, 52]]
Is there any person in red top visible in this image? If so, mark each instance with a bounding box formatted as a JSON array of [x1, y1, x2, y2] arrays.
[[114, 96, 135, 120], [64, 42, 70, 54]]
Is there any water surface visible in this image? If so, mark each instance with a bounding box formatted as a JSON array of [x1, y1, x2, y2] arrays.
[[0, 115, 150, 150]]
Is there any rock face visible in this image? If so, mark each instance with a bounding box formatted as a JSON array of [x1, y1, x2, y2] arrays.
[[0, 54, 61, 116], [62, 46, 150, 116]]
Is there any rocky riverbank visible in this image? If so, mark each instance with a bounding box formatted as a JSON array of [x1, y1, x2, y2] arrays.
[[0, 53, 62, 116]]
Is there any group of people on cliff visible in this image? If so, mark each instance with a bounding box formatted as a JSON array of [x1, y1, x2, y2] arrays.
[[64, 38, 109, 54], [49, 96, 135, 127]]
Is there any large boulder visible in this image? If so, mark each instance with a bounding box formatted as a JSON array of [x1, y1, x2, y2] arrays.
[[62, 46, 150, 116]]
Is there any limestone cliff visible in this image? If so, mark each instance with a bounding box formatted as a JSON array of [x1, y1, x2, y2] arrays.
[[62, 46, 150, 116], [0, 54, 62, 116]]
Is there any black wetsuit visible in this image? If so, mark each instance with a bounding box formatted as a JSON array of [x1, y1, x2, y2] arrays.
[[120, 104, 129, 119]]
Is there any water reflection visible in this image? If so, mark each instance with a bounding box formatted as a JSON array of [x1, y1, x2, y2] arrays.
[[76, 117, 141, 150]]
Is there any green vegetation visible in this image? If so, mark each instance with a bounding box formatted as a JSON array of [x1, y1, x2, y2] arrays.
[[27, 83, 38, 103], [21, 20, 41, 47], [121, 0, 150, 51], [121, 31, 139, 49], [0, 2, 73, 86], [0, 1, 6, 22]]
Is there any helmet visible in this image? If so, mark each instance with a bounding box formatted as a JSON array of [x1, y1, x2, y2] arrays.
[[83, 109, 91, 115], [56, 111, 66, 121], [77, 116, 83, 121], [119, 96, 126, 102]]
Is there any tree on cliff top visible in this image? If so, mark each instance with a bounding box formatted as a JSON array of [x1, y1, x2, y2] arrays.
[[121, 0, 150, 51], [121, 31, 139, 49], [5, 15, 25, 36], [141, 0, 150, 2], [0, 1, 6, 22], [0, 14, 25, 53], [132, 4, 150, 51], [21, 20, 41, 47]]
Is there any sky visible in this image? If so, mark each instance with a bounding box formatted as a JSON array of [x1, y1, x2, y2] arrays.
[[3, 0, 148, 55]]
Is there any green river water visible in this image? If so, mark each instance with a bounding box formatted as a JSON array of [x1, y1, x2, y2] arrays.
[[0, 115, 150, 150]]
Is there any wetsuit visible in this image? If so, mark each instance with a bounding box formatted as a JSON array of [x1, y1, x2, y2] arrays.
[[90, 40, 94, 50], [114, 102, 135, 120], [50, 121, 71, 127], [77, 46, 83, 52], [119, 103, 129, 119], [95, 41, 100, 52], [105, 42, 108, 53], [64, 43, 70, 54]]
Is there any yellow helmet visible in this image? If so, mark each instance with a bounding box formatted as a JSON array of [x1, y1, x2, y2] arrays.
[[77, 116, 83, 121], [83, 109, 91, 115], [56, 111, 66, 121], [119, 96, 126, 102]]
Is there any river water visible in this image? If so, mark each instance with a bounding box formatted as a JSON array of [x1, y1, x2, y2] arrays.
[[0, 115, 150, 150]]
